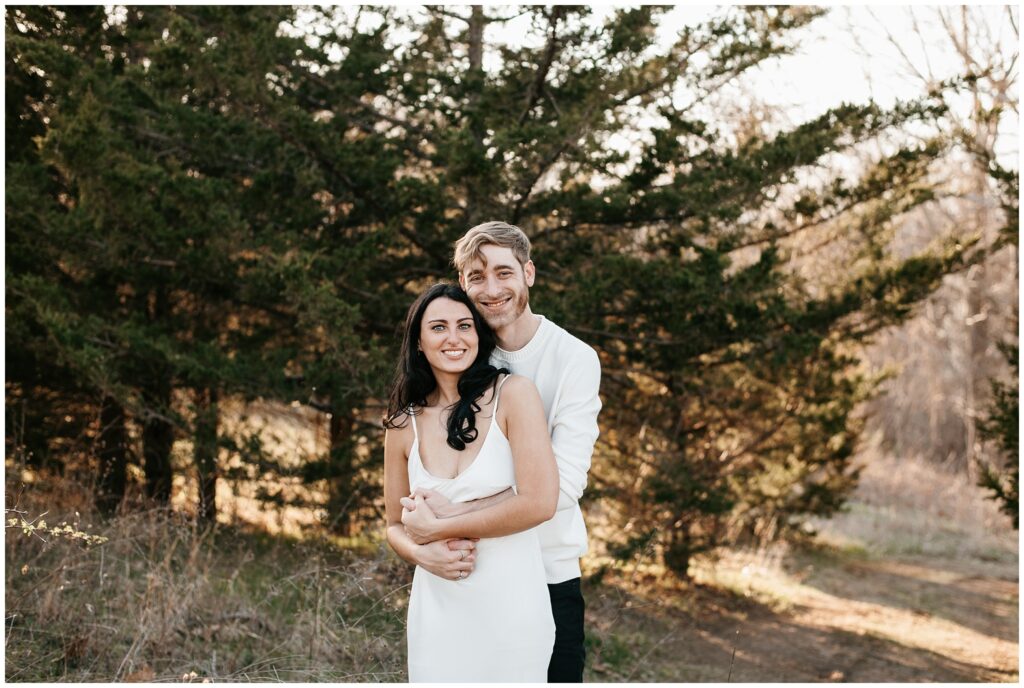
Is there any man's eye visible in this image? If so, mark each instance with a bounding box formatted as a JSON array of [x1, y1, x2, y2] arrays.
[[499, 271, 512, 278]]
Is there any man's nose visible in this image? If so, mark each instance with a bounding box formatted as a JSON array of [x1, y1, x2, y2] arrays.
[[482, 274, 501, 295]]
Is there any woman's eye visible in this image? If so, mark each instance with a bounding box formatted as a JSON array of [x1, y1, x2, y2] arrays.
[[432, 325, 445, 332], [459, 323, 472, 330]]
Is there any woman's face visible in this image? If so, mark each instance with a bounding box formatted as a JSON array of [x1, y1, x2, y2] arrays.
[[418, 297, 480, 375]]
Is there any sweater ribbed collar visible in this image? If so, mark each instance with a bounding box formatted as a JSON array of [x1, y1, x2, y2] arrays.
[[493, 315, 549, 362]]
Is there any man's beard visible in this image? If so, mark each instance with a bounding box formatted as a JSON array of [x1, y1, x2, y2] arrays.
[[479, 288, 529, 331]]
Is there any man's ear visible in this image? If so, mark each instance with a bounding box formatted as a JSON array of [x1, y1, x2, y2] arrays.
[[524, 260, 536, 287], [458, 271, 467, 289]]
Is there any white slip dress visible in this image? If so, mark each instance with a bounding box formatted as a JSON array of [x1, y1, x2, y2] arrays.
[[405, 375, 555, 683]]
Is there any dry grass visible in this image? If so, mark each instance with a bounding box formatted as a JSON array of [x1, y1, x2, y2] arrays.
[[6, 418, 1017, 683], [5, 471, 411, 682], [807, 450, 1018, 571], [688, 446, 1018, 611], [668, 449, 1018, 683]]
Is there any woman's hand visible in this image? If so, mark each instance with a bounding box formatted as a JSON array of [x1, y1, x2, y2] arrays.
[[414, 539, 477, 581], [401, 493, 441, 544]]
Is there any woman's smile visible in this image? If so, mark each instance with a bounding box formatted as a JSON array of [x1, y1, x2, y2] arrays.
[[419, 297, 480, 373]]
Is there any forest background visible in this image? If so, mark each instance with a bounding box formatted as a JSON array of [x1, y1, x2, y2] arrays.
[[5, 4, 1019, 682]]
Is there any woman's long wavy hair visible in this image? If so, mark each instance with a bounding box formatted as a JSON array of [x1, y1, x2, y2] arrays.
[[383, 283, 509, 450]]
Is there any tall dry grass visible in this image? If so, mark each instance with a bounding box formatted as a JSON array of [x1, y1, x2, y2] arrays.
[[807, 441, 1018, 573], [4, 469, 411, 682]]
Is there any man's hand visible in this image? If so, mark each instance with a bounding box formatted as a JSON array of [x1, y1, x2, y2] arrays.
[[401, 493, 441, 544], [415, 487, 456, 518], [414, 539, 477, 581]]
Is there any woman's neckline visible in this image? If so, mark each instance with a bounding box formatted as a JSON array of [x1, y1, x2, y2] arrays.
[[412, 377, 509, 480]]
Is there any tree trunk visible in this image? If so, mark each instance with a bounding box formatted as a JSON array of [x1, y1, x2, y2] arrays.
[[194, 386, 219, 524], [467, 5, 484, 73], [142, 287, 174, 504], [141, 372, 174, 505], [96, 395, 127, 515], [327, 410, 356, 536], [463, 5, 487, 226], [663, 526, 693, 578]]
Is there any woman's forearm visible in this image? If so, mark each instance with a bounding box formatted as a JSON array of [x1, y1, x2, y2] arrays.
[[387, 523, 422, 565], [433, 492, 555, 540], [435, 487, 514, 518]]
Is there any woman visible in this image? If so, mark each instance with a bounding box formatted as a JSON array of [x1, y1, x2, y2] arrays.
[[383, 283, 558, 682]]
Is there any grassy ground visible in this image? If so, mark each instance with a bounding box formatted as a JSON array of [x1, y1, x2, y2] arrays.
[[5, 474, 409, 682], [5, 452, 1018, 682], [581, 453, 1018, 682]]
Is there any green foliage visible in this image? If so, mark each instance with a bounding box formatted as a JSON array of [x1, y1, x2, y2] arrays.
[[978, 340, 1019, 528], [6, 6, 1007, 572]]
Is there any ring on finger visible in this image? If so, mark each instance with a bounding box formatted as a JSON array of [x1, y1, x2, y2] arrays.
[[459, 550, 466, 561]]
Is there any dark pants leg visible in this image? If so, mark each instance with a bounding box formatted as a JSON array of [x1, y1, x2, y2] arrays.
[[547, 577, 586, 682]]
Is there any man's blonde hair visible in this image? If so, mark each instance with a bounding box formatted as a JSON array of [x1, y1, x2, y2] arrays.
[[453, 221, 531, 274]]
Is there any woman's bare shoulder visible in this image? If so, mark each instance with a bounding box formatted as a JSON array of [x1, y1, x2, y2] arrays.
[[498, 374, 542, 408], [384, 412, 416, 452]]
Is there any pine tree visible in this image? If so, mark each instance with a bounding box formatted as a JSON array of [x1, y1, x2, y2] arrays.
[[8, 7, 1007, 571], [288, 6, 987, 572], [978, 339, 1019, 529], [6, 6, 373, 520]]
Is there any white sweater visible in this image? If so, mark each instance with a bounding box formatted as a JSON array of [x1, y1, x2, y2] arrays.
[[491, 315, 602, 584]]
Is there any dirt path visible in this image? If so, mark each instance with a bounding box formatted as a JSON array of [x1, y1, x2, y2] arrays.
[[584, 547, 1019, 682]]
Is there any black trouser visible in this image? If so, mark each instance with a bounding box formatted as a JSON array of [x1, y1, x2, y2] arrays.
[[547, 577, 586, 682]]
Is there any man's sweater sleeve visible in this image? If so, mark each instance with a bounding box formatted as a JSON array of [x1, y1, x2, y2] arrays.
[[550, 345, 602, 511]]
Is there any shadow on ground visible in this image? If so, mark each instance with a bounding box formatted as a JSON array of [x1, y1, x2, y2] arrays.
[[785, 549, 1019, 644], [583, 552, 1019, 683]]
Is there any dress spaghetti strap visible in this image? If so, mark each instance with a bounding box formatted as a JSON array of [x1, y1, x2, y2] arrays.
[[492, 374, 512, 417], [408, 407, 419, 440]]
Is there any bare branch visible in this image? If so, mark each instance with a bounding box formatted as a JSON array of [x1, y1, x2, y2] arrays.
[[426, 6, 470, 26], [909, 7, 938, 85], [870, 7, 930, 84]]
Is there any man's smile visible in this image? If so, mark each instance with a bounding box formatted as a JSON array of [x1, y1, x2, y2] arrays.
[[480, 296, 512, 309]]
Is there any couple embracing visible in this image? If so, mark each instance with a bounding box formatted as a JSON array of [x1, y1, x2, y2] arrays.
[[383, 221, 602, 682]]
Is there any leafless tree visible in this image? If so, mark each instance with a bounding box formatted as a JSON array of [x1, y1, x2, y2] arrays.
[[846, 6, 1018, 473]]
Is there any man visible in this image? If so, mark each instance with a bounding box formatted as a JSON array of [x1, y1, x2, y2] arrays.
[[400, 220, 602, 682]]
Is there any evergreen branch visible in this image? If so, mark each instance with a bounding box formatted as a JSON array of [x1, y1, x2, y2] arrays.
[[517, 7, 563, 126]]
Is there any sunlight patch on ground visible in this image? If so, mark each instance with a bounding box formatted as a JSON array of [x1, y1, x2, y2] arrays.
[[691, 546, 1018, 681]]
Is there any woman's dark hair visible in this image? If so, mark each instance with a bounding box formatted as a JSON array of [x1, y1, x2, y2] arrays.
[[383, 283, 509, 451]]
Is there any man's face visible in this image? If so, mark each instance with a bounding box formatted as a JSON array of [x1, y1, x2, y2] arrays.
[[459, 244, 535, 331]]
